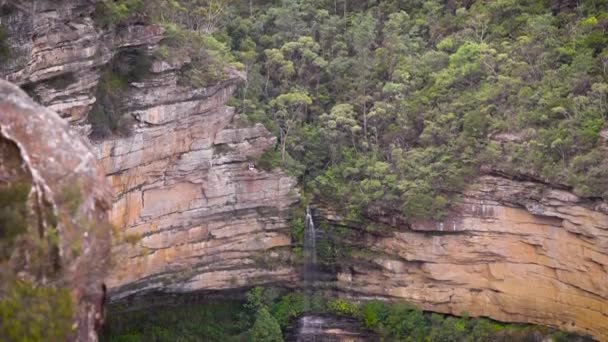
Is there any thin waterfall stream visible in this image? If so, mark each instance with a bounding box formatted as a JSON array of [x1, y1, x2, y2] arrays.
[[295, 206, 372, 341], [303, 205, 317, 289]]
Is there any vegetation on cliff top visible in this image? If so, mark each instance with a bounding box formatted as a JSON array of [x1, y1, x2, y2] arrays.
[[220, 0, 608, 221], [93, 0, 608, 219]]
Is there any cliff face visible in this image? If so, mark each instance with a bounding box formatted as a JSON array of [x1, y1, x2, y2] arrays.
[[0, 79, 111, 341], [330, 175, 608, 340], [0, 0, 163, 122], [97, 70, 299, 300], [1, 1, 607, 341], [0, 0, 299, 301]]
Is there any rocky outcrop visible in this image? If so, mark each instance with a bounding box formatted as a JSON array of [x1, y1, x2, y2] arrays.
[[99, 68, 299, 300], [330, 175, 607, 340], [0, 79, 111, 341], [0, 0, 163, 122], [2, 1, 607, 341], [0, 0, 299, 301]]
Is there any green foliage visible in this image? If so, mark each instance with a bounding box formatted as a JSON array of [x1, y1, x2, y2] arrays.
[[360, 300, 389, 329], [327, 298, 359, 317], [323, 298, 582, 341], [250, 308, 283, 342], [271, 292, 306, 328], [95, 0, 144, 28], [245, 286, 266, 312], [101, 300, 248, 342], [242, 287, 286, 341], [0, 182, 31, 261], [255, 149, 282, 171], [429, 315, 468, 342], [385, 302, 428, 340], [163, 25, 232, 87], [102, 290, 587, 341], [0, 281, 73, 342], [92, 0, 237, 109], [224, 0, 608, 223], [0, 25, 10, 60]]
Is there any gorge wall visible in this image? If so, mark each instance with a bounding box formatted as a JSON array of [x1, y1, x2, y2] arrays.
[[96, 68, 299, 299], [0, 0, 299, 301], [326, 175, 608, 340], [1, 1, 607, 340]]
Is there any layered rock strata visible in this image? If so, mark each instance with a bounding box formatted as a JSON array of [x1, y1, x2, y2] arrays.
[[331, 175, 607, 340], [99, 70, 299, 299], [2, 1, 607, 340], [0, 0, 299, 302], [0, 0, 163, 122]]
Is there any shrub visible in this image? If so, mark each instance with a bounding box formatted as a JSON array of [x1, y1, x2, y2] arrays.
[[0, 281, 73, 342], [250, 308, 283, 342], [360, 300, 389, 329], [162, 24, 231, 88], [468, 318, 506, 341], [89, 49, 151, 139], [385, 302, 428, 339], [271, 292, 306, 328], [429, 316, 467, 342], [327, 298, 359, 317], [94, 0, 145, 28], [256, 149, 282, 171]]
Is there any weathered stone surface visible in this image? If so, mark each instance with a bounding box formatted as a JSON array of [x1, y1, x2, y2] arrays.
[[2, 1, 607, 341], [98, 72, 299, 300], [1, 0, 299, 302], [332, 175, 608, 340], [0, 79, 112, 342], [0, 0, 163, 123]]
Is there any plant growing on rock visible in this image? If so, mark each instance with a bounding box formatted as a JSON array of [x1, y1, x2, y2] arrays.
[[250, 308, 283, 342]]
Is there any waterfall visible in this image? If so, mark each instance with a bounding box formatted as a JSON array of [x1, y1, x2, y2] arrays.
[[303, 205, 317, 288], [295, 207, 374, 341]]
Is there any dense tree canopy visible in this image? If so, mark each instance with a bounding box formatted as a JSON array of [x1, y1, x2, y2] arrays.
[[220, 0, 608, 220], [99, 0, 608, 221]]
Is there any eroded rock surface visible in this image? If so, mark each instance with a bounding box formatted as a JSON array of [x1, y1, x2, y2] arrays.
[[0, 0, 163, 122], [0, 0, 299, 301], [331, 175, 608, 340], [0, 79, 112, 341], [2, 1, 607, 341], [99, 70, 299, 299]]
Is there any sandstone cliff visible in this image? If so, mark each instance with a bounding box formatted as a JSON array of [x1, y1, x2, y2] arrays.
[[97, 69, 299, 300], [1, 1, 607, 341], [327, 175, 607, 340], [0, 79, 111, 341], [0, 0, 299, 302]]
